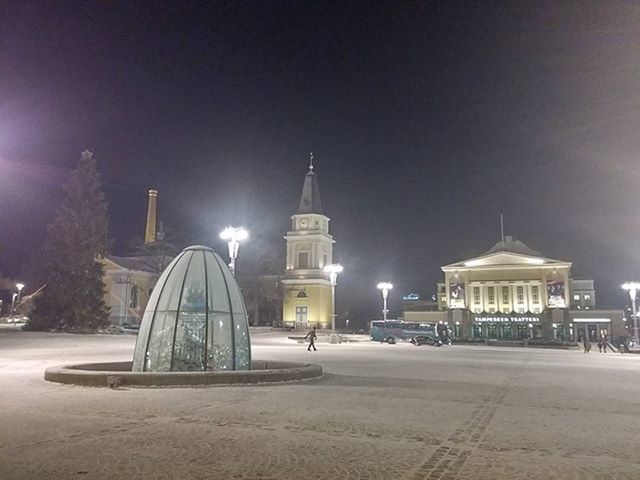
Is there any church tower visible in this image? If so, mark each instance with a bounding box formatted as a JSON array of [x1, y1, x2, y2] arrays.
[[282, 154, 334, 329]]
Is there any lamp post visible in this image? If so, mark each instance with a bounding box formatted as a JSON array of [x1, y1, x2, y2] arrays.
[[11, 293, 17, 315], [324, 263, 343, 344], [377, 282, 393, 321], [220, 226, 248, 276], [16, 283, 25, 308], [622, 282, 640, 347]]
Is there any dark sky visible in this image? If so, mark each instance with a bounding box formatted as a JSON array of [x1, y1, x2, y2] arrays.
[[1, 1, 639, 322]]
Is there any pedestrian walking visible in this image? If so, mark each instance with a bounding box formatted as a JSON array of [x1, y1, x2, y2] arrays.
[[583, 337, 591, 353], [597, 341, 603, 353], [602, 337, 609, 353], [305, 326, 317, 351]]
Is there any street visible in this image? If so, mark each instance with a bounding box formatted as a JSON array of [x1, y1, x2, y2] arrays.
[[1, 329, 639, 479]]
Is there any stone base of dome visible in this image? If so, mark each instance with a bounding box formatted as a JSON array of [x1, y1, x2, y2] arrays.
[[44, 360, 322, 388]]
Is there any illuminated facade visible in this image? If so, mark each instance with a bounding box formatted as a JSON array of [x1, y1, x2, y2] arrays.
[[281, 158, 334, 329], [442, 236, 571, 314], [406, 236, 627, 343]]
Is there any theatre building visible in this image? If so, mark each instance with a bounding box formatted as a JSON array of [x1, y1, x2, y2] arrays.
[[405, 236, 627, 343]]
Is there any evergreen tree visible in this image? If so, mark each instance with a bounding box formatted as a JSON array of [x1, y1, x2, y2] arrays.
[[26, 150, 110, 332]]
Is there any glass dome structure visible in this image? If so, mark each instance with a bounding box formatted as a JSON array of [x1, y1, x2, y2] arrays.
[[132, 246, 251, 372]]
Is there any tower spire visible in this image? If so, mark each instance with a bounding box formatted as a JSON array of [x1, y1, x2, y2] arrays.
[[296, 153, 323, 214]]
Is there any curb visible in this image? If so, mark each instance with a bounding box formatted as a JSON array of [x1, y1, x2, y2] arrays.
[[44, 360, 322, 388]]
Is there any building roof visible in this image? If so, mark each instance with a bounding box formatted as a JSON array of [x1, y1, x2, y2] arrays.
[[296, 167, 323, 214], [442, 236, 571, 271], [484, 236, 541, 256], [106, 255, 163, 274]]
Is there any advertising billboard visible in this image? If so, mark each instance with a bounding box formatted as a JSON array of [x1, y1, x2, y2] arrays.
[[449, 282, 466, 309], [547, 280, 566, 308]]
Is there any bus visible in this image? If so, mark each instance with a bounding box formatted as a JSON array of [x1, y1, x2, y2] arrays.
[[369, 320, 441, 344]]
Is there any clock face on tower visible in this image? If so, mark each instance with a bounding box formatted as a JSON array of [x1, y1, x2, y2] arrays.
[[299, 218, 309, 228]]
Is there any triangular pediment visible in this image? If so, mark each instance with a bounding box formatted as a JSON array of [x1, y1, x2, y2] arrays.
[[443, 251, 570, 270]]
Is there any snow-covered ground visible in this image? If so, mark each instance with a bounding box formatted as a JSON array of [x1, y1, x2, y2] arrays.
[[1, 329, 639, 479]]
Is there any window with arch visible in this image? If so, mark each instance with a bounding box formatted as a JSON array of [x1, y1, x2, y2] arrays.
[[296, 291, 307, 298]]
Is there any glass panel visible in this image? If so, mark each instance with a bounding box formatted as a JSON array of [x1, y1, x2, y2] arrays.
[[516, 324, 528, 339], [233, 313, 251, 370], [501, 324, 513, 339], [208, 312, 233, 370], [487, 324, 498, 339], [132, 309, 155, 371], [218, 257, 247, 315], [472, 324, 482, 338], [205, 253, 231, 313], [171, 254, 207, 371], [145, 311, 177, 372], [532, 286, 539, 303], [156, 252, 192, 312], [517, 286, 524, 304]]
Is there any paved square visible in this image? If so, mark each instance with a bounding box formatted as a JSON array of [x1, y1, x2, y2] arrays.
[[1, 329, 639, 479]]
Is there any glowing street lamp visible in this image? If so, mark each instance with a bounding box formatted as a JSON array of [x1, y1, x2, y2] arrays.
[[324, 263, 343, 343], [622, 282, 640, 347], [220, 226, 248, 276], [377, 282, 393, 321], [16, 283, 25, 305]]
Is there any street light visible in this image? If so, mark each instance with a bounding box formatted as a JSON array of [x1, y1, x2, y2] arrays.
[[377, 282, 393, 321], [11, 293, 17, 315], [16, 283, 25, 305], [622, 282, 640, 347], [220, 226, 248, 276], [324, 263, 343, 344]]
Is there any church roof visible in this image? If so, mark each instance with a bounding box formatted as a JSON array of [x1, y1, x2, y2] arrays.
[[296, 163, 323, 214]]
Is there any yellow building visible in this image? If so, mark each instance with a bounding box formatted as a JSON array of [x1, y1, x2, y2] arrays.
[[282, 158, 334, 330]]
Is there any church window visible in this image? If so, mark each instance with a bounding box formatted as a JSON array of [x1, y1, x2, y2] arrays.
[[298, 252, 309, 269]]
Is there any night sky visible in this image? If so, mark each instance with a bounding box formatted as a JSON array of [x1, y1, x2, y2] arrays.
[[1, 2, 639, 323]]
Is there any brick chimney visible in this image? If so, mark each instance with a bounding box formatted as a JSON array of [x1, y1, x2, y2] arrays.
[[145, 189, 158, 244]]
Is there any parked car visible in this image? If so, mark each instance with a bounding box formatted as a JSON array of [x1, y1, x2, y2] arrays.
[[410, 335, 442, 347]]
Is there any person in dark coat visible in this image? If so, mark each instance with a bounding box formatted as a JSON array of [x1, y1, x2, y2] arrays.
[[305, 326, 317, 351], [583, 337, 591, 353]]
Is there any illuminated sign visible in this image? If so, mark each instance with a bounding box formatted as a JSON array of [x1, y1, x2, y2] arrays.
[[547, 280, 566, 308], [472, 315, 541, 323], [403, 293, 420, 301], [449, 282, 465, 309]]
